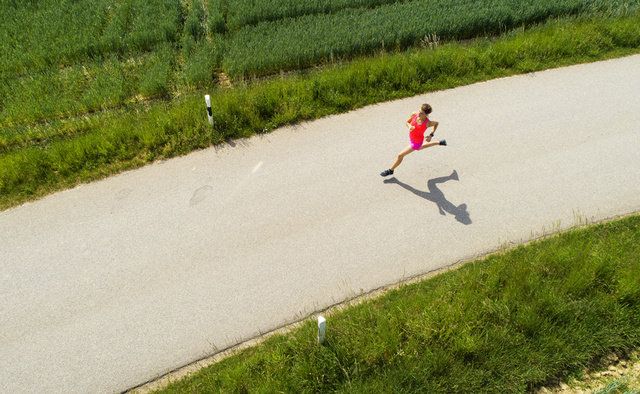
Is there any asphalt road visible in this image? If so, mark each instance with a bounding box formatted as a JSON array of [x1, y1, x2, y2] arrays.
[[2, 55, 640, 393]]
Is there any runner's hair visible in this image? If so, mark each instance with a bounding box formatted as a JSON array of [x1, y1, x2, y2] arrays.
[[421, 103, 432, 115]]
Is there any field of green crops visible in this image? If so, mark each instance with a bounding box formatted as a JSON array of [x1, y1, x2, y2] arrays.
[[225, 0, 408, 31], [3, 0, 638, 131], [0, 0, 181, 76], [0, 0, 221, 129], [222, 0, 640, 77]]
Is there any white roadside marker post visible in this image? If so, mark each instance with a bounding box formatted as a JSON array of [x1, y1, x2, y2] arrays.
[[318, 316, 326, 345], [204, 94, 213, 125]]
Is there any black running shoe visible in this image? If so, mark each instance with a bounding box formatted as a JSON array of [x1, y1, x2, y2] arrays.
[[380, 169, 394, 177], [439, 139, 447, 146]]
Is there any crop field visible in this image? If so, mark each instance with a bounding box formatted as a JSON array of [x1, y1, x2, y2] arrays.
[[225, 0, 408, 31], [0, 0, 182, 76], [2, 0, 637, 130], [0, 0, 222, 129], [222, 0, 640, 77]]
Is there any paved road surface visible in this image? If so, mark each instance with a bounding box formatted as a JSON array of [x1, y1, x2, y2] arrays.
[[2, 55, 640, 393]]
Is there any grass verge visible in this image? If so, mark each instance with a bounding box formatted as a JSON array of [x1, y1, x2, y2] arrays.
[[151, 214, 640, 393], [2, 13, 640, 210]]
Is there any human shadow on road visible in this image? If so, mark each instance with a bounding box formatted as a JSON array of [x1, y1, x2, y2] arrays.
[[384, 170, 472, 225]]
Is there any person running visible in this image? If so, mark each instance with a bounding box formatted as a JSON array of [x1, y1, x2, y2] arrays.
[[380, 103, 446, 177]]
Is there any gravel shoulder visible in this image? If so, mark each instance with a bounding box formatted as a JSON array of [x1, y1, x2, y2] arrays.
[[538, 351, 640, 393]]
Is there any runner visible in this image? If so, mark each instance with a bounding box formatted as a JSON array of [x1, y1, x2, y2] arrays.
[[380, 103, 446, 177]]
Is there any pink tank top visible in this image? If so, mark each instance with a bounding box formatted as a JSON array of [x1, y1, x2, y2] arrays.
[[409, 114, 429, 144]]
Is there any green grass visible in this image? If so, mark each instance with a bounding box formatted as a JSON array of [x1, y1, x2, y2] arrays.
[[222, 0, 640, 77], [3, 0, 636, 127], [2, 12, 640, 211], [155, 215, 640, 392], [0, 0, 182, 76], [2, 1, 636, 132], [225, 0, 408, 31], [1, 54, 153, 127], [0, 0, 225, 129], [2, 0, 636, 128]]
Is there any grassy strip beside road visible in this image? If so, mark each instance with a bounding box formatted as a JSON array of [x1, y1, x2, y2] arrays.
[[156, 215, 640, 393], [2, 13, 640, 210]]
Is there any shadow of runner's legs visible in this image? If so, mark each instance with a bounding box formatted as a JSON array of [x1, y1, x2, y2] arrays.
[[383, 170, 472, 225]]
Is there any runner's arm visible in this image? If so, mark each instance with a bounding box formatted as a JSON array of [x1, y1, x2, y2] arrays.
[[425, 120, 439, 141], [428, 120, 439, 136]]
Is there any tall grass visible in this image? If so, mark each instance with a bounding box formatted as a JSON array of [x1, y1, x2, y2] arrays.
[[3, 0, 637, 133], [3, 0, 635, 133], [184, 0, 206, 42], [206, 0, 226, 34], [0, 0, 182, 76], [139, 44, 175, 98], [177, 0, 224, 89], [0, 54, 166, 127], [223, 0, 640, 77], [178, 42, 223, 90], [158, 215, 640, 392], [0, 0, 113, 75], [0, 45, 206, 128], [225, 0, 409, 31], [0, 0, 228, 128], [2, 13, 640, 209]]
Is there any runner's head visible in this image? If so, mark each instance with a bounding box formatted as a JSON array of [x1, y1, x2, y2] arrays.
[[419, 103, 432, 120]]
